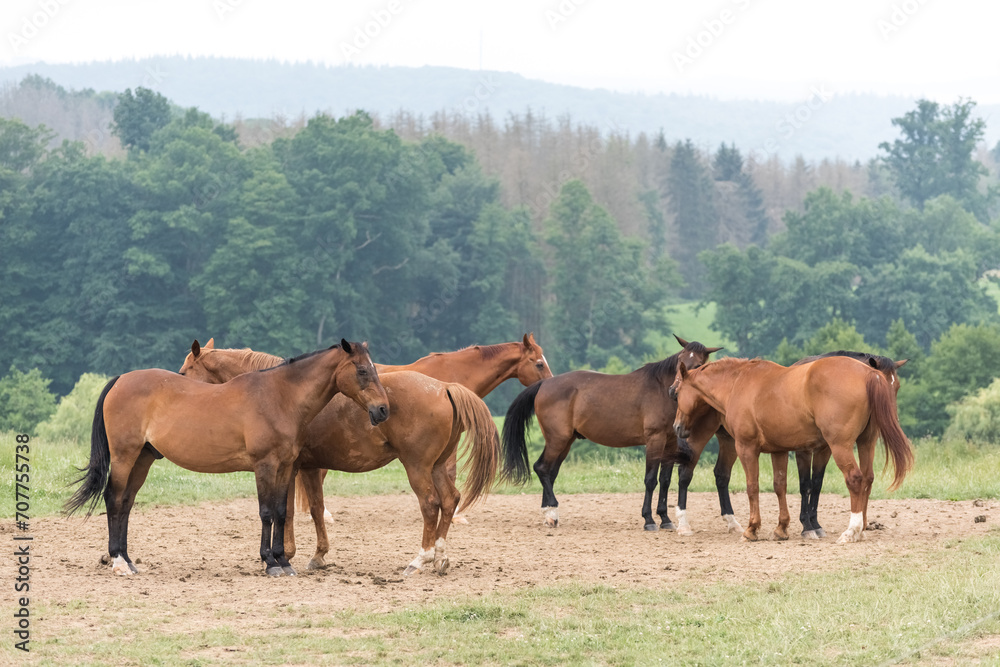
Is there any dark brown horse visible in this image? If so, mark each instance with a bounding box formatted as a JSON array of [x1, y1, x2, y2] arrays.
[[671, 356, 914, 543], [663, 351, 906, 538], [501, 336, 722, 529], [178, 342, 501, 575], [66, 341, 390, 577], [295, 334, 552, 525]]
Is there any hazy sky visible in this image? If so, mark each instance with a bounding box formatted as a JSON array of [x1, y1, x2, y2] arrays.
[[3, 0, 998, 103]]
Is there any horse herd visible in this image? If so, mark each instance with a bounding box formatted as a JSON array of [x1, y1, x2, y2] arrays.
[[65, 334, 914, 578]]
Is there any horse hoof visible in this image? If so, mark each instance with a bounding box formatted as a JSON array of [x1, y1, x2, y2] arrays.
[[451, 515, 469, 525], [723, 515, 743, 534], [741, 533, 759, 542], [307, 557, 326, 571], [434, 557, 449, 575], [814, 527, 827, 538], [111, 556, 134, 576], [801, 530, 819, 540], [660, 521, 676, 531], [643, 523, 659, 532], [282, 565, 297, 576], [772, 531, 789, 541], [836, 531, 861, 544], [544, 517, 558, 528], [678, 527, 694, 537], [403, 564, 421, 576], [266, 566, 285, 577]]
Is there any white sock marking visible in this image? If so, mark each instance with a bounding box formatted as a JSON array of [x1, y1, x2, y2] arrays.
[[723, 514, 742, 533]]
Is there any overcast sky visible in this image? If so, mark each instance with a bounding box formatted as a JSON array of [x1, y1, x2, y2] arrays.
[[3, 0, 998, 103]]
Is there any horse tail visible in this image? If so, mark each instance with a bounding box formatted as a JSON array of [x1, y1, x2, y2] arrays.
[[866, 372, 914, 491], [65, 375, 120, 517], [295, 473, 311, 513], [500, 380, 543, 487], [446, 384, 500, 514]]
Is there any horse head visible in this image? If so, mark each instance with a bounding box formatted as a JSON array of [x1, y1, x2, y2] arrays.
[[514, 333, 553, 386], [670, 361, 720, 440], [336, 339, 390, 426], [673, 334, 723, 374], [178, 338, 227, 382]]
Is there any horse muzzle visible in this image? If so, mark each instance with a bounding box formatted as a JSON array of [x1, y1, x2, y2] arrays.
[[369, 404, 390, 426], [674, 422, 690, 440]]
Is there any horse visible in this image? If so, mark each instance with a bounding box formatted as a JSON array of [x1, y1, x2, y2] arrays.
[[500, 336, 722, 530], [662, 351, 906, 539], [671, 356, 914, 543], [65, 340, 390, 577], [294, 333, 552, 525], [178, 341, 501, 575]]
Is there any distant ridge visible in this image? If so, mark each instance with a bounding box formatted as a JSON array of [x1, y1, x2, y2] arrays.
[[2, 57, 998, 161]]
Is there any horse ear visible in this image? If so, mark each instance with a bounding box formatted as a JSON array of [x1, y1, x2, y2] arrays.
[[673, 334, 689, 348], [191, 340, 201, 358], [523, 333, 531, 348], [205, 338, 215, 349], [362, 341, 370, 352], [678, 361, 689, 378], [340, 338, 353, 354], [894, 359, 908, 369], [868, 358, 878, 369], [705, 346, 724, 354]]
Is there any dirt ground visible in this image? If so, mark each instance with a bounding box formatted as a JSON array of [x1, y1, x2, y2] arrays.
[[27, 491, 997, 616]]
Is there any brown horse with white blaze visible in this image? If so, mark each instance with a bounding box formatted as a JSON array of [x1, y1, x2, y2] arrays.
[[65, 340, 389, 577], [671, 356, 914, 543], [178, 341, 501, 575]]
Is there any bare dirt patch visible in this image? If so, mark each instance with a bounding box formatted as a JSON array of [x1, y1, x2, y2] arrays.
[[32, 491, 997, 618]]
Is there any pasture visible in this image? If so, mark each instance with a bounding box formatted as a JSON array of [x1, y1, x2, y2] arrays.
[[3, 433, 1000, 665]]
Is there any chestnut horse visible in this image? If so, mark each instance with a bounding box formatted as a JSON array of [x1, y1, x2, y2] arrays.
[[501, 336, 722, 530], [178, 342, 501, 575], [66, 341, 389, 577], [671, 356, 914, 543], [662, 351, 905, 538], [296, 334, 553, 524]]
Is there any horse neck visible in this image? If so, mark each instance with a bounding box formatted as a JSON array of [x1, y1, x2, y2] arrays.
[[692, 363, 742, 413], [401, 344, 523, 398], [272, 348, 350, 424]]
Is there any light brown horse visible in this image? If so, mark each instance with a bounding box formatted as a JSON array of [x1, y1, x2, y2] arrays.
[[297, 334, 553, 524], [178, 342, 500, 575], [671, 356, 914, 543], [501, 336, 722, 529], [66, 341, 389, 577], [664, 351, 906, 539]]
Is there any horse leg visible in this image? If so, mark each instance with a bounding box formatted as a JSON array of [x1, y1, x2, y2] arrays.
[[446, 451, 469, 525], [809, 446, 833, 538], [715, 431, 742, 533], [642, 437, 664, 531], [795, 451, 819, 538], [829, 444, 866, 544], [675, 458, 697, 536], [770, 452, 790, 541], [533, 436, 572, 528], [401, 463, 442, 576], [254, 458, 295, 577], [319, 469, 333, 522], [284, 474, 297, 561], [430, 458, 461, 574], [105, 446, 157, 575], [736, 444, 762, 541], [656, 460, 675, 530], [295, 467, 330, 570], [856, 431, 878, 533]]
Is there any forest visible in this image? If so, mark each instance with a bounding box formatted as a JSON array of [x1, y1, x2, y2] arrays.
[[3, 75, 1000, 439]]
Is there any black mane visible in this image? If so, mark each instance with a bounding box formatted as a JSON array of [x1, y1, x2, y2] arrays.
[[794, 350, 896, 373], [638, 341, 711, 383]]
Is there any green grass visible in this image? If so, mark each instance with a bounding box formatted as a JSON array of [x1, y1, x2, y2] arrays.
[[647, 301, 736, 355], [15, 532, 1000, 666], [3, 429, 997, 519]]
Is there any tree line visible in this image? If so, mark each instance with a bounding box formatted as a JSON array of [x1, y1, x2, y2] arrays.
[[2, 83, 1000, 438]]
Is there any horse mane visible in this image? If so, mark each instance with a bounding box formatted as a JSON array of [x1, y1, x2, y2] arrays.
[[210, 347, 283, 371], [638, 341, 712, 383], [794, 350, 896, 374], [429, 343, 514, 362], [281, 345, 336, 367]]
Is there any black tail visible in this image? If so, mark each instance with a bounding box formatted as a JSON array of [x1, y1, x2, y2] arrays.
[[64, 375, 120, 517], [500, 380, 543, 486]]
